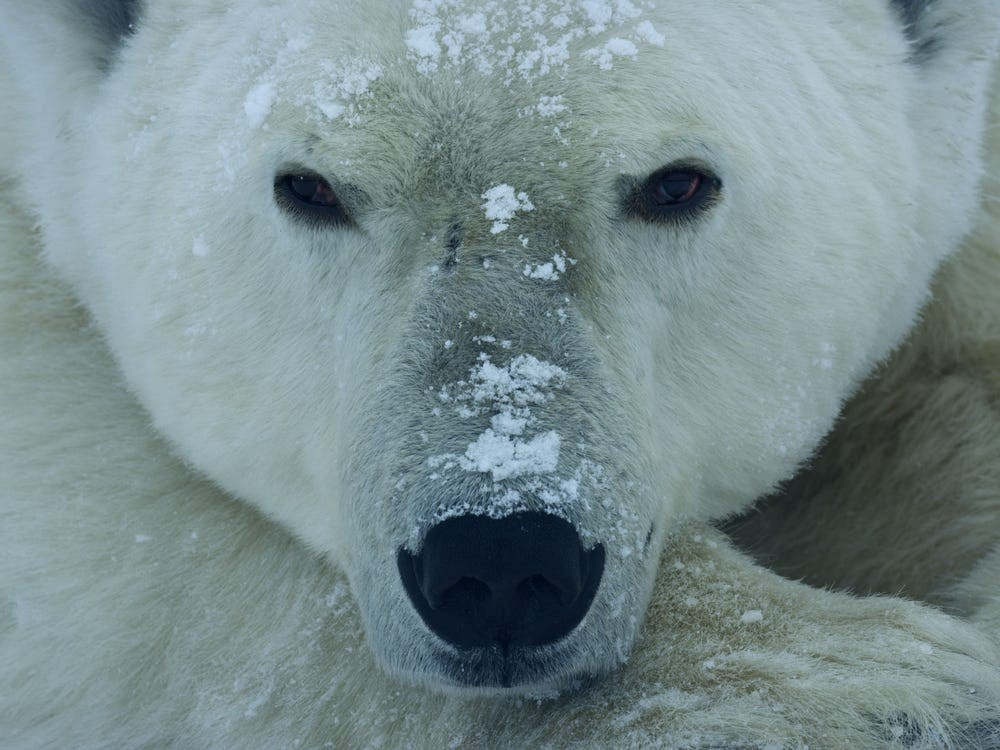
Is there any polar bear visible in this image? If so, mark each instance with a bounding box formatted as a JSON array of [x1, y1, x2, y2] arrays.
[[1, 0, 999, 747]]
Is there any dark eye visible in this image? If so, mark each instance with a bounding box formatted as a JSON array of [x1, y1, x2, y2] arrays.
[[629, 165, 721, 223], [275, 173, 350, 225]]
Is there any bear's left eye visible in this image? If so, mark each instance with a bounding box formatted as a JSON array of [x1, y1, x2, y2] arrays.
[[275, 173, 350, 226]]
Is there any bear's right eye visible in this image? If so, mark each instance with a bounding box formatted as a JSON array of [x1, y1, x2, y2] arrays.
[[275, 173, 350, 226], [626, 163, 722, 224]]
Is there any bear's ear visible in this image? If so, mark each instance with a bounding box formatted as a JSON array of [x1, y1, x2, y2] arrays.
[[889, 0, 939, 63], [61, 0, 143, 71], [889, 0, 998, 66], [886, 0, 998, 263]]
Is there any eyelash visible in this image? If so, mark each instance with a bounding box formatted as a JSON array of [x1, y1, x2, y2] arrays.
[[274, 173, 351, 226], [627, 165, 722, 223]]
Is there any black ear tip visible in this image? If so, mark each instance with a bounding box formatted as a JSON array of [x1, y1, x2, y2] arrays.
[[66, 0, 143, 71], [890, 0, 932, 28], [889, 0, 941, 64]]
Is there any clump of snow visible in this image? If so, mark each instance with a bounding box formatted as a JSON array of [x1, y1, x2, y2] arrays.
[[316, 100, 345, 120], [524, 250, 576, 281], [463, 428, 561, 481], [585, 37, 638, 70], [535, 94, 567, 117], [404, 0, 665, 84], [423, 352, 613, 524], [134, 534, 152, 544], [740, 609, 764, 624], [309, 60, 384, 125], [635, 20, 665, 46], [429, 353, 567, 481], [444, 352, 567, 413], [244, 81, 276, 129], [406, 23, 443, 71], [482, 184, 535, 234], [191, 237, 210, 257], [238, 27, 383, 137]]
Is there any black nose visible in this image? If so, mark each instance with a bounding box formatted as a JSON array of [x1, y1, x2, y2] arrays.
[[398, 512, 605, 649]]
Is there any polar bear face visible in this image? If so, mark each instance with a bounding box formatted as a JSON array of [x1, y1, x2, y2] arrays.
[[11, 0, 994, 693]]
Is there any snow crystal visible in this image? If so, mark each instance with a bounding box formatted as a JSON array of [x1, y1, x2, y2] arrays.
[[465, 353, 567, 407], [559, 476, 579, 498], [406, 24, 443, 72], [586, 37, 638, 70], [309, 61, 383, 124], [482, 184, 534, 234], [740, 609, 764, 624], [244, 81, 276, 128], [525, 261, 557, 280], [524, 251, 573, 281], [317, 100, 345, 120], [428, 353, 568, 481], [404, 0, 663, 85], [635, 20, 665, 46], [462, 428, 561, 481], [536, 94, 567, 117]]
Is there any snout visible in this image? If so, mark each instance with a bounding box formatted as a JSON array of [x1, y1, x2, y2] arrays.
[[398, 512, 605, 651]]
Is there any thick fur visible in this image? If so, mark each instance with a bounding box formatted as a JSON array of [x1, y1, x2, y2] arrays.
[[2, 1, 999, 747]]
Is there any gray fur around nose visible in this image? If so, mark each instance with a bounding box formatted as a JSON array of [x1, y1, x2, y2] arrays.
[[397, 512, 605, 650]]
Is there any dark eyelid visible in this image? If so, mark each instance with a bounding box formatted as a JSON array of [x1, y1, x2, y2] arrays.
[[275, 172, 352, 227], [621, 163, 722, 224]]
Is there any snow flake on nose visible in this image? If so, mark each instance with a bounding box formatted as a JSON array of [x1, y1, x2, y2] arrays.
[[429, 353, 567, 481], [481, 184, 535, 234], [524, 250, 576, 281]]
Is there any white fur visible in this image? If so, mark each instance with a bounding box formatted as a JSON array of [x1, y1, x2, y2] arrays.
[[1, 0, 999, 746]]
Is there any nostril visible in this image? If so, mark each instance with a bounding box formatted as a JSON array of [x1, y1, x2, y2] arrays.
[[398, 512, 605, 650], [517, 573, 571, 608], [432, 576, 490, 612]]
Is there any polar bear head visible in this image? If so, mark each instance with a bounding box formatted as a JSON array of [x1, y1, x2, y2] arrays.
[[3, 0, 996, 694]]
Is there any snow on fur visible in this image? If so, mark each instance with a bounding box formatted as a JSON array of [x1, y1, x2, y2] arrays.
[[2, 0, 1000, 748], [404, 0, 666, 80]]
